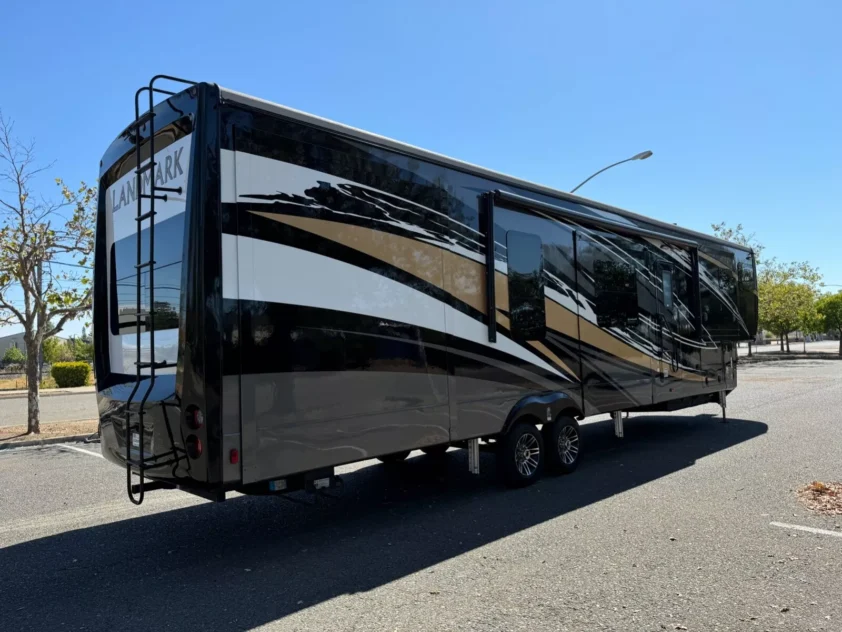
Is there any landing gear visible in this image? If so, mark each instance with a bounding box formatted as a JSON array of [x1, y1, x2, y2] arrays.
[[497, 422, 544, 488], [612, 410, 624, 438], [543, 416, 581, 475]]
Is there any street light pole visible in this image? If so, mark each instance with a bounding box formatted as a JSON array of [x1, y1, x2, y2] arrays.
[[570, 150, 653, 194]]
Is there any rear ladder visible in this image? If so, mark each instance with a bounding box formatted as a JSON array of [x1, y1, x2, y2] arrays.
[[124, 75, 196, 505]]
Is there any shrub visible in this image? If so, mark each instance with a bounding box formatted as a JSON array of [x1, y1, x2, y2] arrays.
[[51, 361, 91, 388], [3, 346, 25, 365]]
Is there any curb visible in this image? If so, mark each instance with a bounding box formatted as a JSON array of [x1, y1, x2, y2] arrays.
[[0, 434, 94, 451], [740, 353, 842, 364], [0, 389, 95, 400]]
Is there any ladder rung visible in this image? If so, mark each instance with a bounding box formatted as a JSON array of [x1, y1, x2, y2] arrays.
[[136, 161, 156, 174], [156, 186, 182, 194], [129, 111, 155, 129], [127, 456, 176, 468], [131, 480, 176, 494], [140, 193, 168, 201], [135, 260, 156, 270], [136, 210, 156, 222]]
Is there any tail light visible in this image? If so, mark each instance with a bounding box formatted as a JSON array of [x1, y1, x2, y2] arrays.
[[186, 435, 203, 459], [187, 407, 204, 430]]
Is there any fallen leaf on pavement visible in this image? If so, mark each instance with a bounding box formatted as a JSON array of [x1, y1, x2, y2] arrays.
[[797, 481, 842, 514]]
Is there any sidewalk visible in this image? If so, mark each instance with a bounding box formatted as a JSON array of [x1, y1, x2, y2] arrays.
[[0, 385, 96, 400], [738, 340, 840, 356]]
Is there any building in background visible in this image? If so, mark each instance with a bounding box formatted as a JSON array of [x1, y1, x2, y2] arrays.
[[0, 332, 69, 363]]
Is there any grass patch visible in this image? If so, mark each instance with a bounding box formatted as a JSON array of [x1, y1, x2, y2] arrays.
[[0, 376, 29, 390], [0, 373, 94, 391], [0, 419, 99, 444]]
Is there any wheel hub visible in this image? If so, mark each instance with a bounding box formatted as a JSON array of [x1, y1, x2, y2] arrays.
[[514, 433, 540, 477], [558, 425, 579, 465]]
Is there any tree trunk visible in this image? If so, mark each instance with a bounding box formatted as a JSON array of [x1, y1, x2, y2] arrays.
[[838, 331, 842, 356], [779, 334, 785, 352], [25, 341, 41, 434], [785, 333, 790, 353], [748, 341, 753, 357]]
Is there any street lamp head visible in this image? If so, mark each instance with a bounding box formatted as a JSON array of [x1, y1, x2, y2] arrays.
[[569, 150, 654, 193]]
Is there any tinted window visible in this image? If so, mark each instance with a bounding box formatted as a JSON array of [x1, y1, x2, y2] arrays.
[[110, 213, 185, 336], [699, 251, 739, 337], [576, 231, 645, 330], [662, 268, 673, 309], [736, 250, 758, 337], [672, 263, 694, 336], [648, 244, 697, 337], [593, 259, 639, 328], [112, 213, 185, 283], [507, 231, 545, 341]]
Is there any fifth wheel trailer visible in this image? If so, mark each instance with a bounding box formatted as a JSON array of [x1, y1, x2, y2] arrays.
[[93, 76, 758, 504]]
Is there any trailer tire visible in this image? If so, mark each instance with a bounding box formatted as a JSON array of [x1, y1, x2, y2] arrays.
[[543, 416, 581, 475], [497, 421, 544, 488], [421, 445, 449, 457], [377, 451, 411, 464]]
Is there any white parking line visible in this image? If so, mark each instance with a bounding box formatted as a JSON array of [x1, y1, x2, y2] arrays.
[[770, 521, 842, 538], [57, 443, 104, 459]]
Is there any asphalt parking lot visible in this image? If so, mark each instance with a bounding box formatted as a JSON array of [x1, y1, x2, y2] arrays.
[[1, 360, 841, 631]]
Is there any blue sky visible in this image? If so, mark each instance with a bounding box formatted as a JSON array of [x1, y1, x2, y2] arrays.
[[1, 0, 840, 337]]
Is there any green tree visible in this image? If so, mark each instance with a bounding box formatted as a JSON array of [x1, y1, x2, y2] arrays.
[[798, 302, 824, 351], [0, 112, 94, 434], [2, 345, 25, 365], [758, 261, 822, 352], [68, 337, 94, 363], [42, 337, 73, 364], [817, 292, 842, 356], [711, 222, 765, 264]]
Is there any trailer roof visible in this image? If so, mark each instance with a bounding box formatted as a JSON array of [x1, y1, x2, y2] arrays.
[[219, 86, 750, 253]]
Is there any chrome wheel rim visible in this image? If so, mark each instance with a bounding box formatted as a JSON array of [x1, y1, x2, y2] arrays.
[[558, 425, 579, 465], [514, 433, 540, 477]]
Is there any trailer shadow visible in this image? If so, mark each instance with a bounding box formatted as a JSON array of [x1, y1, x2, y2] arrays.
[[1, 414, 766, 631]]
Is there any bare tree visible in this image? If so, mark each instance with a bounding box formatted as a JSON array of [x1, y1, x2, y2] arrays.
[[0, 111, 95, 434]]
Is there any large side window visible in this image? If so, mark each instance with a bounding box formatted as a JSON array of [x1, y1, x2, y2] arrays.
[[699, 251, 739, 337], [736, 249, 758, 337], [506, 231, 545, 341], [576, 232, 643, 330], [593, 259, 639, 328]]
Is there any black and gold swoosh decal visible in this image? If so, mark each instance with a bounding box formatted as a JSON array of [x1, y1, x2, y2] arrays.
[[249, 211, 703, 383]]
